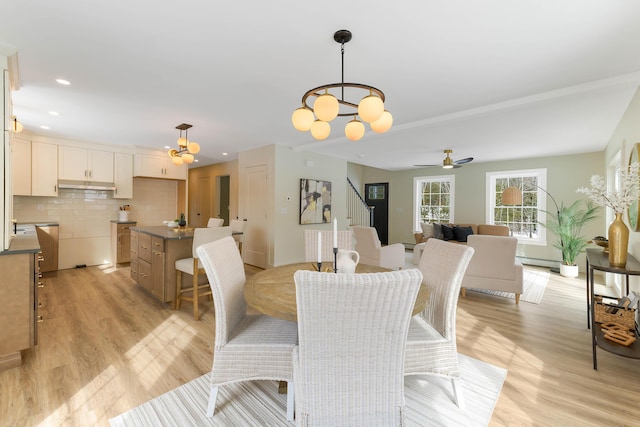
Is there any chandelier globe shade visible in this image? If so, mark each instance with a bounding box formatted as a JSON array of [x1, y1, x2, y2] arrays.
[[310, 120, 331, 140], [292, 107, 314, 131], [358, 94, 385, 123], [187, 141, 200, 154], [171, 155, 184, 166], [345, 119, 365, 141], [292, 29, 391, 142], [182, 153, 194, 164], [370, 110, 393, 133]]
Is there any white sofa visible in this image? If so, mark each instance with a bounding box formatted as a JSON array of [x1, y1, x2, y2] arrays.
[[460, 234, 523, 304], [352, 226, 405, 270]]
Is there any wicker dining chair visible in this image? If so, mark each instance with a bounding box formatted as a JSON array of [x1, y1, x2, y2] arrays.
[[293, 269, 423, 426], [404, 238, 475, 409], [196, 236, 298, 420], [207, 218, 224, 227], [303, 229, 354, 263]]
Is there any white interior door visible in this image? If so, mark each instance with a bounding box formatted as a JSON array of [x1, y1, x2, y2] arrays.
[[243, 165, 268, 268]]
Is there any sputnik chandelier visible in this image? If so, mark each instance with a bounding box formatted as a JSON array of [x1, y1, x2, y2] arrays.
[[291, 29, 393, 142], [168, 123, 200, 165]]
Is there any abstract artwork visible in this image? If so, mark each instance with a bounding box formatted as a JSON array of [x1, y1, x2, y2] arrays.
[[300, 179, 332, 224]]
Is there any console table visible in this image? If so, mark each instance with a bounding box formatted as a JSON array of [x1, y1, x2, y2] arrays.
[[585, 248, 640, 369]]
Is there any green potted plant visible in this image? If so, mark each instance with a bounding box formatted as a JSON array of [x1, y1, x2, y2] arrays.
[[542, 200, 599, 277]]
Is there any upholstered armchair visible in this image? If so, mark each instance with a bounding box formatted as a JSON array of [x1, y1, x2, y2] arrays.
[[352, 226, 405, 269], [460, 235, 524, 304]]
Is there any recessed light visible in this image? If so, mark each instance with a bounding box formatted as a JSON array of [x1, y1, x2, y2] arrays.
[[222, 152, 228, 156], [49, 111, 60, 116], [56, 79, 70, 86], [194, 159, 199, 162], [164, 145, 171, 150], [357, 154, 365, 158], [40, 125, 50, 130]]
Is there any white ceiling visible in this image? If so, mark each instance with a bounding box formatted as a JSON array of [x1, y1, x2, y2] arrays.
[[2, 1, 640, 171]]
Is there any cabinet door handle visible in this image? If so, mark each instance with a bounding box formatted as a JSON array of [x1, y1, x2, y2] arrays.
[[37, 316, 44, 323], [38, 281, 44, 288]]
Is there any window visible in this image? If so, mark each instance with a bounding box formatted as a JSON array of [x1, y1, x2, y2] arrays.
[[413, 175, 455, 230], [487, 169, 547, 245]]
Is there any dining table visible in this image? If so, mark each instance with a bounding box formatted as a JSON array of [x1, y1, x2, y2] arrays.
[[244, 262, 429, 322]]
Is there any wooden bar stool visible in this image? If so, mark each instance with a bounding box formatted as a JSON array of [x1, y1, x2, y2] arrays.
[[175, 226, 232, 320], [230, 219, 247, 254]]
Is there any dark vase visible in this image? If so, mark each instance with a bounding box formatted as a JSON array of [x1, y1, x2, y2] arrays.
[[178, 213, 187, 227]]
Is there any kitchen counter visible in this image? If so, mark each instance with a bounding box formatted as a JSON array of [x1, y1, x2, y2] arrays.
[[2, 226, 40, 255], [130, 226, 196, 240]]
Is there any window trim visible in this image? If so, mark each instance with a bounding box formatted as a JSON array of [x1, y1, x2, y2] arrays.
[[486, 168, 547, 246], [413, 175, 455, 231]]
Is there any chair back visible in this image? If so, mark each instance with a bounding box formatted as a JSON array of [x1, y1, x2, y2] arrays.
[[303, 229, 353, 262], [466, 235, 518, 280], [230, 219, 246, 234], [192, 226, 232, 255], [196, 236, 247, 349], [293, 269, 422, 426], [418, 239, 474, 338], [207, 218, 224, 227]]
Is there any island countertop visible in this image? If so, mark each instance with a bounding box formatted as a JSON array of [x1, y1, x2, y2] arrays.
[[130, 226, 195, 240]]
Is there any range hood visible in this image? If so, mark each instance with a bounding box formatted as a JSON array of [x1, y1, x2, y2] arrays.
[[58, 180, 116, 191]]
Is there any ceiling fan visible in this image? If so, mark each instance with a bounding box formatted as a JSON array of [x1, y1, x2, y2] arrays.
[[414, 149, 474, 169]]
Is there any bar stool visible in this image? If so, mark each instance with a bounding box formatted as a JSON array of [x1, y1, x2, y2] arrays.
[[207, 218, 224, 227], [175, 226, 232, 320], [230, 219, 246, 254]]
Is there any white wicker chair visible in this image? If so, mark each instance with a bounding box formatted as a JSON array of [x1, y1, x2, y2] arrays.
[[293, 269, 423, 426], [196, 236, 298, 420], [207, 218, 224, 227], [404, 238, 474, 409], [175, 226, 232, 320], [303, 229, 354, 262]]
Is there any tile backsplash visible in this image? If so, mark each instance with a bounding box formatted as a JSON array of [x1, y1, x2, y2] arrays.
[[13, 177, 179, 269]]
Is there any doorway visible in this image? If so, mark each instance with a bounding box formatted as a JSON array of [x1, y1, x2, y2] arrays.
[[217, 175, 230, 225], [365, 182, 389, 245]]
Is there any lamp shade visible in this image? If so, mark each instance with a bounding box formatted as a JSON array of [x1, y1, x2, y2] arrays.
[[292, 107, 315, 131], [171, 155, 184, 166], [502, 186, 523, 205], [345, 119, 365, 141], [370, 110, 393, 133], [358, 94, 384, 123], [314, 93, 339, 122], [310, 120, 331, 140], [187, 141, 200, 154]]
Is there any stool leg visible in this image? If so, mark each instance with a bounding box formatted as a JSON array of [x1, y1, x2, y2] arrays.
[[175, 270, 182, 310], [193, 258, 200, 321]]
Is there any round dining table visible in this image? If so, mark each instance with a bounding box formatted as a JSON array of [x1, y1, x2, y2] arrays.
[[244, 262, 429, 322]]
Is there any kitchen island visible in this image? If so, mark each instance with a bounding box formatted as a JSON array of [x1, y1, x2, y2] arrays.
[[130, 226, 198, 307]]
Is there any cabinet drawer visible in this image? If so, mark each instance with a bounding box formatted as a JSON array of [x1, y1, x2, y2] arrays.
[[117, 223, 133, 234], [138, 260, 152, 292], [151, 236, 165, 252], [138, 233, 152, 263], [130, 259, 139, 283]]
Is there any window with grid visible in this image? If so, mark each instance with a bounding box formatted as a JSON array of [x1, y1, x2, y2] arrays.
[[487, 169, 547, 245], [413, 175, 454, 230]]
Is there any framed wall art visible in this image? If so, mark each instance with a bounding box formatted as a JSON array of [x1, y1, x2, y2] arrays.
[[300, 178, 332, 224]]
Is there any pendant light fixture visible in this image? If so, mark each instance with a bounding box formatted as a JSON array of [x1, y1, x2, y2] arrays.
[[168, 123, 200, 165], [291, 30, 393, 142]]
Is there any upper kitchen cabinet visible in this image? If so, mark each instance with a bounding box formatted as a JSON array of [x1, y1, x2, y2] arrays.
[[113, 152, 133, 199], [134, 153, 187, 180], [12, 139, 58, 197], [58, 146, 114, 183]]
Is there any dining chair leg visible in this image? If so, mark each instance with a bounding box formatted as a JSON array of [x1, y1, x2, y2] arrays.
[[286, 380, 294, 421], [451, 378, 465, 410], [175, 270, 182, 310], [193, 259, 200, 321], [206, 385, 219, 418]]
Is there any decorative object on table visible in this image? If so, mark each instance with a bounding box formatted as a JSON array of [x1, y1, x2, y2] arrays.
[[167, 123, 200, 165], [164, 220, 179, 228], [300, 178, 332, 224], [601, 322, 636, 346], [577, 162, 640, 268], [336, 249, 360, 274], [591, 236, 609, 253], [541, 200, 598, 277], [118, 205, 130, 222], [178, 213, 187, 228], [593, 294, 637, 331], [291, 29, 392, 142]]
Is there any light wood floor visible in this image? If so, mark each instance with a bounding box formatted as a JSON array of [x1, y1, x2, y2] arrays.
[[1, 261, 639, 427]]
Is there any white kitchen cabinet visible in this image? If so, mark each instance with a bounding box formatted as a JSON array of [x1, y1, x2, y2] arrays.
[[11, 138, 31, 196], [134, 153, 187, 180], [113, 152, 133, 199], [32, 142, 58, 197], [58, 146, 114, 182]]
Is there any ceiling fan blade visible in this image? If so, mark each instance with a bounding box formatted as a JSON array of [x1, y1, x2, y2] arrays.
[[413, 164, 439, 167], [453, 157, 473, 165]]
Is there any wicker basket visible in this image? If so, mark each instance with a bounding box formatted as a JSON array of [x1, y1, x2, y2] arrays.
[[594, 301, 636, 331]]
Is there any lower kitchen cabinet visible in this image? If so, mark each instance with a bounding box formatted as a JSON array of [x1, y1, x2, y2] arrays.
[[111, 220, 136, 265]]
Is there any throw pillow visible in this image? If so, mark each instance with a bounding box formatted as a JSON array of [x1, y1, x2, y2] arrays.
[[432, 223, 444, 240], [420, 222, 434, 239], [453, 225, 474, 242], [441, 224, 456, 241]]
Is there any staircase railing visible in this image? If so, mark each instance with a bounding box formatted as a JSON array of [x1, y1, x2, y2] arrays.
[[347, 177, 374, 227]]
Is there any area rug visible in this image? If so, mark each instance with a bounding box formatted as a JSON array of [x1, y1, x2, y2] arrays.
[[468, 268, 549, 304], [109, 354, 506, 427]]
